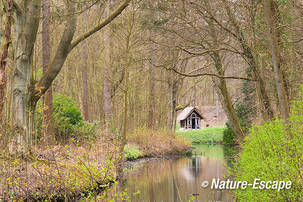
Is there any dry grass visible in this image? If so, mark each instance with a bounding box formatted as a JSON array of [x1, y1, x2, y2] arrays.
[[0, 128, 190, 201], [0, 137, 119, 201], [127, 128, 191, 157]]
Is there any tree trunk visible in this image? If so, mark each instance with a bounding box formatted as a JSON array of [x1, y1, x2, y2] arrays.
[[212, 53, 244, 140], [0, 0, 13, 127], [12, 1, 41, 154], [245, 49, 274, 120], [147, 58, 155, 129], [103, 74, 112, 133], [192, 85, 196, 106], [223, 1, 274, 120], [168, 78, 178, 131], [82, 50, 89, 121], [42, 0, 54, 142], [121, 55, 129, 159], [215, 92, 219, 117], [263, 0, 290, 120], [118, 13, 133, 177], [205, 8, 245, 139], [103, 0, 113, 134], [81, 6, 89, 121]]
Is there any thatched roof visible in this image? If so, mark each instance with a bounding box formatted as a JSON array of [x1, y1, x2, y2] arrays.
[[177, 107, 204, 121]]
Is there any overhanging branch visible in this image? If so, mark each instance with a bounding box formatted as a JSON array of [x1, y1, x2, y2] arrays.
[[159, 65, 256, 81]]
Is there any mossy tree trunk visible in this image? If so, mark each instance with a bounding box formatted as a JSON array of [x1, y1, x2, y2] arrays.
[[0, 0, 13, 128], [205, 5, 245, 139], [12, 0, 41, 154], [263, 0, 290, 120], [212, 53, 245, 140]]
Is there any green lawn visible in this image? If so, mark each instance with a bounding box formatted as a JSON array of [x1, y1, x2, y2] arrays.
[[176, 127, 226, 144]]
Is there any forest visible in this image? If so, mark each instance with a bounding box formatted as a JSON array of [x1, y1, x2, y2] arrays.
[[0, 0, 302, 201]]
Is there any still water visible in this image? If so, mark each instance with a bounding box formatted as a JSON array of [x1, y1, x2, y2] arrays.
[[108, 145, 236, 202]]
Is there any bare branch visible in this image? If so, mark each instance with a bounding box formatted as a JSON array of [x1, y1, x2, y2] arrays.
[[69, 0, 131, 52], [157, 64, 256, 81], [279, 38, 303, 44], [12, 0, 23, 14], [177, 46, 243, 56], [35, 1, 77, 99]]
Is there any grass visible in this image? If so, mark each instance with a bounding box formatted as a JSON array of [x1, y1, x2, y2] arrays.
[[176, 127, 226, 144]]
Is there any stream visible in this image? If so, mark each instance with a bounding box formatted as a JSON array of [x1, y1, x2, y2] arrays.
[[104, 145, 236, 202]]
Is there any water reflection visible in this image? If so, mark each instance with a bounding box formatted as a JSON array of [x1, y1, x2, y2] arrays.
[[109, 145, 235, 202]]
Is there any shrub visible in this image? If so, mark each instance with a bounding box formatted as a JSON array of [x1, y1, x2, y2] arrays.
[[124, 145, 143, 160], [223, 123, 235, 145], [231, 85, 303, 201], [53, 94, 83, 125], [235, 102, 253, 133], [234, 71, 256, 134], [36, 94, 97, 142]]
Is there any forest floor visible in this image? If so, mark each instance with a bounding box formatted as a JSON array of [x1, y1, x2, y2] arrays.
[[0, 138, 117, 201], [0, 128, 190, 201]]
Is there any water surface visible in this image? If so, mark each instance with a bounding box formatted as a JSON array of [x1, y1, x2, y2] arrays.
[[108, 145, 236, 202]]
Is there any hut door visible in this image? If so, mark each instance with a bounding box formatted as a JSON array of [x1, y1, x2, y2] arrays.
[[192, 118, 196, 129]]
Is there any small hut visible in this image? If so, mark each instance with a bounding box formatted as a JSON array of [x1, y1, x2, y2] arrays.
[[177, 107, 204, 130]]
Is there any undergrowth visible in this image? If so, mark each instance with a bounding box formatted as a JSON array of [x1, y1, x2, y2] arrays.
[[232, 85, 303, 201], [35, 93, 97, 143], [0, 140, 118, 201]]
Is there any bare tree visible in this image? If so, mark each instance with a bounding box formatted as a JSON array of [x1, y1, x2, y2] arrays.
[[220, 0, 274, 120], [11, 0, 131, 154]]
